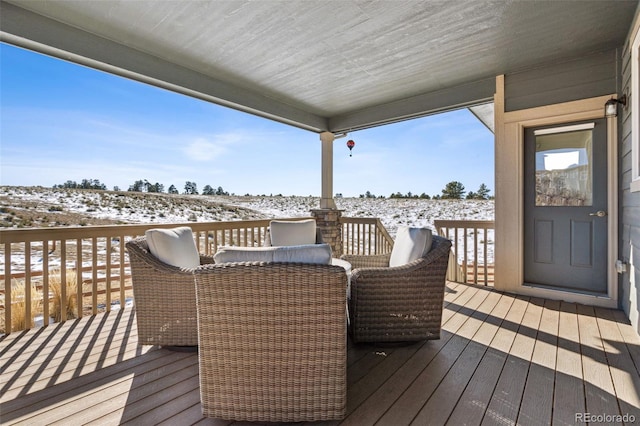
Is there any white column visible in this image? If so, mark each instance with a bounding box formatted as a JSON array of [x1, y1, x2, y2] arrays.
[[320, 131, 337, 209]]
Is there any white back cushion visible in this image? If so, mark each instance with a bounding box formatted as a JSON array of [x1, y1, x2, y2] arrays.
[[269, 219, 317, 246], [389, 226, 433, 267], [145, 226, 200, 269]]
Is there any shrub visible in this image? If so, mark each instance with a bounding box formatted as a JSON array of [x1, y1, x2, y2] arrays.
[[49, 270, 78, 322], [10, 279, 42, 332]]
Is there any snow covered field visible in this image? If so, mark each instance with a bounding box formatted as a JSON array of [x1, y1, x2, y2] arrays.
[[1, 186, 494, 269], [1, 186, 493, 231], [1, 187, 494, 329]]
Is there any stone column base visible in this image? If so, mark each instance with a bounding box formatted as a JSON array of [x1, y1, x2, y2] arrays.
[[310, 209, 343, 257]]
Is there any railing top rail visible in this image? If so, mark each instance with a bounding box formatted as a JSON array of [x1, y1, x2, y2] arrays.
[[375, 218, 394, 245], [434, 220, 495, 229], [0, 217, 312, 243], [339, 217, 379, 224]]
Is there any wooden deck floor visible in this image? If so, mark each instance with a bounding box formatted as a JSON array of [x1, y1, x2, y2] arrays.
[[2, 282, 640, 425]]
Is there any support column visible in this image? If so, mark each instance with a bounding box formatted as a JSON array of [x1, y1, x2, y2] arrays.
[[311, 208, 343, 257], [314, 131, 342, 255], [320, 131, 337, 210]]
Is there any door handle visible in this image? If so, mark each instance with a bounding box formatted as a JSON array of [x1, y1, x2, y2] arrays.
[[589, 211, 607, 217]]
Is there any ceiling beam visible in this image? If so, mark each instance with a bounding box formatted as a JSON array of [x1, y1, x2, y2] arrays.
[[328, 77, 496, 133], [0, 2, 329, 132]]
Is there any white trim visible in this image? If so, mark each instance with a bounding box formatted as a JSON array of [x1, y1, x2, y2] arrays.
[[495, 94, 618, 308], [533, 122, 595, 135], [517, 284, 618, 309], [632, 23, 640, 192], [607, 114, 619, 306]]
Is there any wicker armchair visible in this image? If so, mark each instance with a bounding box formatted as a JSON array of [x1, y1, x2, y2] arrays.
[[126, 236, 214, 346], [193, 261, 347, 422], [342, 235, 452, 343]]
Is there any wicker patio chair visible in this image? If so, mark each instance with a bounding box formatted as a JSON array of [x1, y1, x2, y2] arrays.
[[194, 261, 347, 422], [342, 234, 452, 343], [126, 236, 214, 347]]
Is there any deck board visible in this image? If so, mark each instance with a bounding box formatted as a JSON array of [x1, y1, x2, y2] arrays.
[[2, 282, 638, 426], [552, 302, 586, 426]]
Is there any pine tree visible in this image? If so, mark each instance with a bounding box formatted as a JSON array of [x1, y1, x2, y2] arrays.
[[202, 185, 215, 195], [441, 181, 465, 199], [184, 181, 198, 195], [477, 183, 490, 200]]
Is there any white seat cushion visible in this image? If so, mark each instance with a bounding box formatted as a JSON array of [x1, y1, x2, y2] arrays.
[[214, 244, 332, 265], [269, 219, 317, 246], [388, 226, 433, 267], [214, 246, 278, 263], [272, 244, 332, 264], [145, 226, 200, 269]]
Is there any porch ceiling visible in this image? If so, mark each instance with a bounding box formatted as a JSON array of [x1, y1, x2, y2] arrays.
[[1, 0, 637, 133]]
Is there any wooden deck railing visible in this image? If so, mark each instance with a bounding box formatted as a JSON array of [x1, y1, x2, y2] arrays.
[[0, 218, 314, 334], [0, 216, 392, 334], [434, 220, 495, 286], [1, 217, 494, 333], [340, 217, 394, 255]]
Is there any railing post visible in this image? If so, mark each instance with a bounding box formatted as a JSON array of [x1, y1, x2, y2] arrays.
[[310, 209, 343, 256]]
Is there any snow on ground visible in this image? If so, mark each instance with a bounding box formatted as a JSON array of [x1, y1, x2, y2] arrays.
[[1, 187, 495, 270]]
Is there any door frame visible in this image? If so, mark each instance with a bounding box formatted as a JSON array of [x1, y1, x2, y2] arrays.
[[494, 76, 618, 308]]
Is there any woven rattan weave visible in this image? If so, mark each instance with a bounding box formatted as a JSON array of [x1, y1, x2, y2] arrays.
[[194, 261, 347, 422], [342, 235, 451, 343], [126, 236, 213, 347]]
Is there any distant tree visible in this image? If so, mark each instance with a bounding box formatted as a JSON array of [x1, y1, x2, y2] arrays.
[[216, 186, 229, 196], [113, 186, 120, 192], [464, 184, 491, 200], [56, 179, 105, 190], [476, 183, 491, 200], [168, 185, 179, 194], [184, 181, 198, 195], [202, 185, 215, 195], [148, 182, 164, 193], [441, 181, 465, 199], [420, 193, 431, 199], [128, 180, 143, 192]]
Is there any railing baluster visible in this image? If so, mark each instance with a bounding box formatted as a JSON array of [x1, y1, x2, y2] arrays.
[[43, 240, 49, 324], [92, 237, 98, 315], [484, 228, 489, 286], [76, 238, 83, 319], [25, 242, 31, 329], [61, 240, 67, 322], [106, 237, 112, 311], [4, 243, 11, 331]]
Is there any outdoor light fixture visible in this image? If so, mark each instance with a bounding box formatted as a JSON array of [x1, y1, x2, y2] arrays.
[[604, 94, 627, 117]]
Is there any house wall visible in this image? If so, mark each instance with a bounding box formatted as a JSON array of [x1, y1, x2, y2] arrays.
[[497, 8, 640, 331], [620, 9, 640, 334], [505, 49, 618, 112]]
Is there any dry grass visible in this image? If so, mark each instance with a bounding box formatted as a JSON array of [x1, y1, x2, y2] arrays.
[[9, 279, 42, 332], [49, 270, 78, 322]]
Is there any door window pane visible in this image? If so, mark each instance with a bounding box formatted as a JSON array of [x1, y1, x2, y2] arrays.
[[535, 129, 592, 206]]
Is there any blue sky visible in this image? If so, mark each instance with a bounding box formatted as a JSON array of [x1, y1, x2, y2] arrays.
[[1, 43, 494, 198]]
